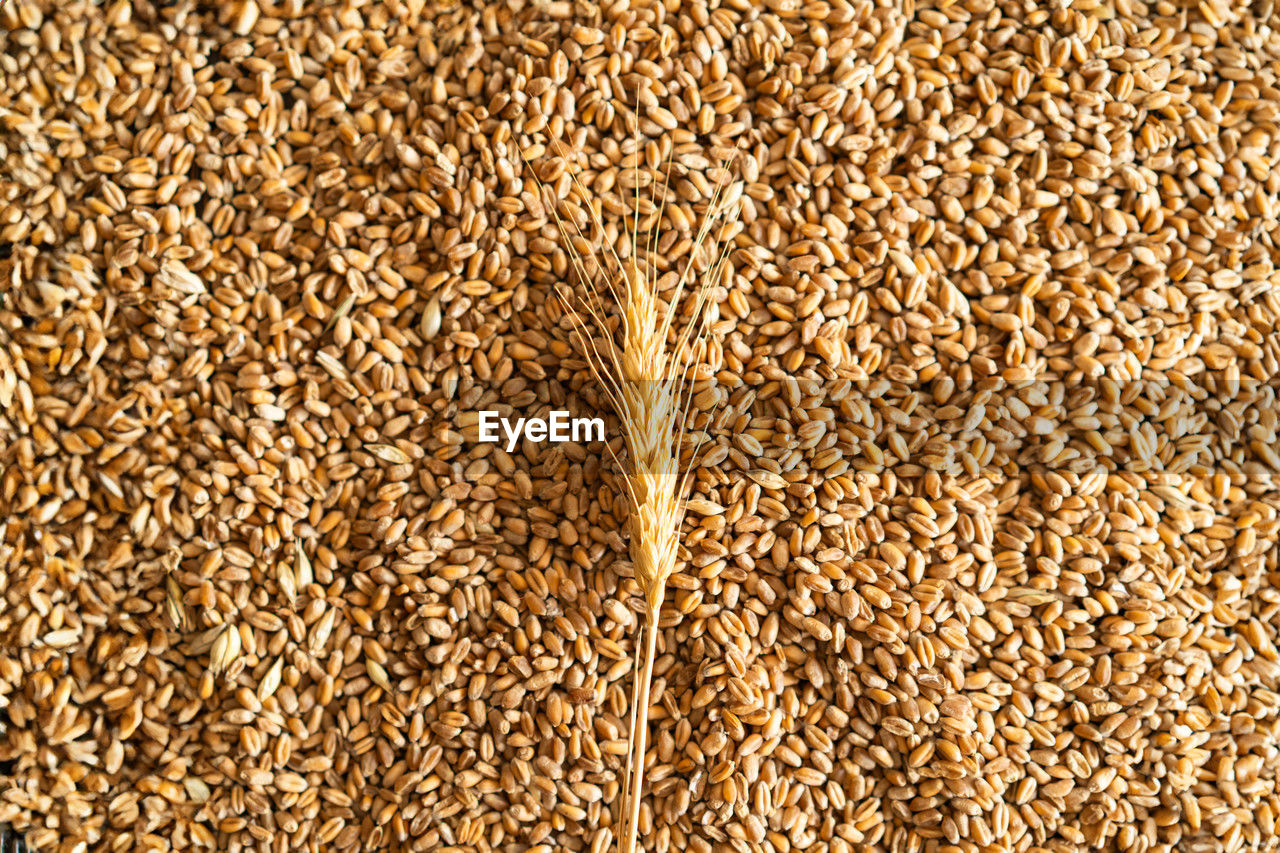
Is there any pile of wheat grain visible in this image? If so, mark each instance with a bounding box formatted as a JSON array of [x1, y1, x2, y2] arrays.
[[2, 0, 1280, 851]]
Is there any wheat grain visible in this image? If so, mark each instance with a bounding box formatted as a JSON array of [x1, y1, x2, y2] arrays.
[[208, 624, 241, 678], [3, 1, 1280, 852]]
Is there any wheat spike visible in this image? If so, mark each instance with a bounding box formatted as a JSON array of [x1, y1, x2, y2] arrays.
[[523, 132, 738, 853]]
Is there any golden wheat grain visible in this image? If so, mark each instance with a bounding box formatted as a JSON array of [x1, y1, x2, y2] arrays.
[[208, 624, 241, 677], [7, 1, 1280, 850], [164, 573, 188, 632]]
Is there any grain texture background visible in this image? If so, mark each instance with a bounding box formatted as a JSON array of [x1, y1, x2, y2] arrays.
[[1, 0, 1280, 852]]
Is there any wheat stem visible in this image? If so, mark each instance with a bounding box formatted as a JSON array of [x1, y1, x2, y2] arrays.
[[619, 600, 661, 853]]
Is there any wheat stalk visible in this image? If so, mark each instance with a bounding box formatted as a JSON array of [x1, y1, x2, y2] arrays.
[[523, 135, 737, 853]]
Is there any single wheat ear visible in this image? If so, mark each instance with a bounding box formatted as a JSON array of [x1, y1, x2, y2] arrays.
[[522, 138, 738, 853]]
